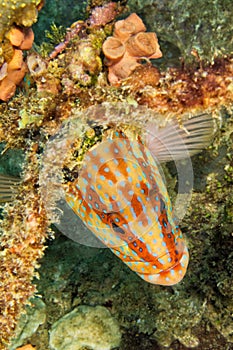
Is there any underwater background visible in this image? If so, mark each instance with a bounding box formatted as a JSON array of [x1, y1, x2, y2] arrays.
[[0, 1, 232, 349]]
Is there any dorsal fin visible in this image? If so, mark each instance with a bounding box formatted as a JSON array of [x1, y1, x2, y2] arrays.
[[145, 113, 215, 162]]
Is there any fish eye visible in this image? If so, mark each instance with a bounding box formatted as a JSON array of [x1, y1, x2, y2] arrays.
[[160, 198, 166, 211], [111, 221, 125, 235]]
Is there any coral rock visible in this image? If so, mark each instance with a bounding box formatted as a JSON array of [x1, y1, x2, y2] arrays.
[[89, 2, 117, 27], [49, 305, 121, 350], [102, 13, 162, 85]]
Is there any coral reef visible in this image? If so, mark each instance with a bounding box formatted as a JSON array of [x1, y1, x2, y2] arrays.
[[124, 57, 233, 115], [128, 0, 233, 64], [102, 13, 162, 84], [0, 1, 232, 350]]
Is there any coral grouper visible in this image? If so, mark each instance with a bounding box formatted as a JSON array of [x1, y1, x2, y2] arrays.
[[63, 103, 214, 285]]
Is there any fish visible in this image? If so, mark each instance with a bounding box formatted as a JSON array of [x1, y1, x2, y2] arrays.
[[64, 108, 214, 285]]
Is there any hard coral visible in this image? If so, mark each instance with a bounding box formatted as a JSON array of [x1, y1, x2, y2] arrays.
[[102, 13, 162, 85], [0, 0, 43, 41]]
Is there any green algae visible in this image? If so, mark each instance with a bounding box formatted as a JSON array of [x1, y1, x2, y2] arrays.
[[128, 0, 233, 64], [33, 0, 88, 45], [38, 22, 66, 58]]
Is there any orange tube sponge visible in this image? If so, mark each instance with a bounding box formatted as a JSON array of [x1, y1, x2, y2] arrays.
[[102, 37, 125, 61], [107, 53, 141, 83], [19, 28, 34, 50], [113, 12, 146, 42], [102, 13, 162, 85], [5, 26, 25, 46], [8, 49, 23, 70], [126, 32, 162, 58], [0, 1, 43, 101], [0, 52, 27, 101], [0, 78, 16, 101]]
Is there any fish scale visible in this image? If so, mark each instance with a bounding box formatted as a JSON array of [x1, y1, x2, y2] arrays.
[[66, 130, 189, 285]]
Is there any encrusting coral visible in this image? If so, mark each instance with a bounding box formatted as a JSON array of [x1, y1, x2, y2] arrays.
[[0, 1, 232, 349], [0, 0, 44, 101], [102, 13, 162, 85], [49, 305, 121, 350], [0, 0, 43, 41]]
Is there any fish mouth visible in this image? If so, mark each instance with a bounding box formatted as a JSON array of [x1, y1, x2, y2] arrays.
[[138, 246, 189, 286]]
